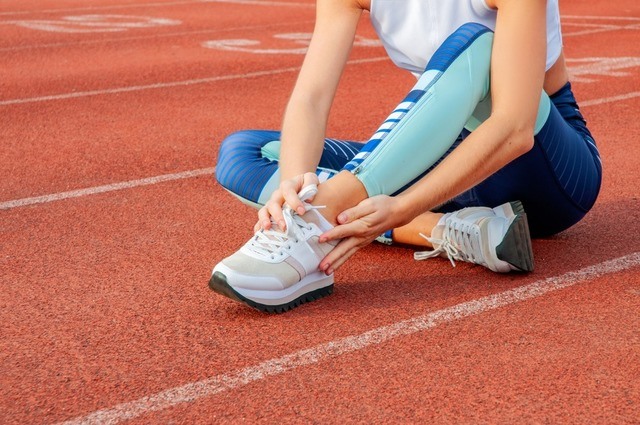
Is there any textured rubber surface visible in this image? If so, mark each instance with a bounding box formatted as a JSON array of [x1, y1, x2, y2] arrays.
[[3, 0, 640, 423], [209, 271, 334, 314], [496, 213, 535, 272], [509, 200, 525, 216]]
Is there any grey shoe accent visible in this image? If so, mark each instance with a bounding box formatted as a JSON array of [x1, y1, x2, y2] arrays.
[[495, 212, 535, 272]]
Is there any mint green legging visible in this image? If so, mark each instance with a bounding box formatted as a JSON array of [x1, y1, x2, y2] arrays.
[[343, 23, 550, 196]]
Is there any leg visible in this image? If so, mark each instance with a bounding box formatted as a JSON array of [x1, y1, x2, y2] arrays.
[[210, 24, 540, 311], [391, 84, 602, 244], [467, 82, 602, 236], [313, 23, 495, 222], [215, 129, 363, 208]]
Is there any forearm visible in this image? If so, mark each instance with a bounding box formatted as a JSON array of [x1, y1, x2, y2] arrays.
[[397, 116, 533, 221], [275, 0, 362, 182], [278, 96, 329, 181]]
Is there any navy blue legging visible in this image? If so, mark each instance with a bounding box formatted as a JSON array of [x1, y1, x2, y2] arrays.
[[215, 24, 602, 237]]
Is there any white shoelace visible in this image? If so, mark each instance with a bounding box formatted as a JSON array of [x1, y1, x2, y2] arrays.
[[414, 216, 484, 267], [247, 204, 326, 260]]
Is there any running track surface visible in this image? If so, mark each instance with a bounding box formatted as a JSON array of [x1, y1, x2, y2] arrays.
[[1, 0, 639, 423]]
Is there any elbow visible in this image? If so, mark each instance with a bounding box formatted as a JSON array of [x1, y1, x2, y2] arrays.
[[508, 127, 535, 157], [491, 112, 536, 158]]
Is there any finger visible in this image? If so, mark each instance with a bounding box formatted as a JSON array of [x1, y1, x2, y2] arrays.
[[328, 246, 359, 273], [281, 177, 306, 215], [320, 222, 358, 242], [282, 189, 305, 216], [319, 238, 361, 274], [257, 206, 272, 230], [301, 172, 320, 201], [266, 199, 286, 230], [336, 200, 376, 225], [320, 216, 374, 242]]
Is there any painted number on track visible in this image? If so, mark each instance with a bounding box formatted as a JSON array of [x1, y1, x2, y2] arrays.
[[567, 57, 640, 83], [202, 33, 381, 54], [3, 15, 181, 33]]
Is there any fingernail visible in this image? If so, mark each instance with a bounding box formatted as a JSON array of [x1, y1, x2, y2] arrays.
[[263, 220, 270, 228], [297, 206, 306, 215], [338, 213, 346, 223], [327, 268, 334, 275], [279, 220, 286, 229], [320, 263, 328, 271]]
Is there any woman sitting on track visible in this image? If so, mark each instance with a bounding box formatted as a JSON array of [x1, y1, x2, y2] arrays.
[[210, 0, 602, 313]]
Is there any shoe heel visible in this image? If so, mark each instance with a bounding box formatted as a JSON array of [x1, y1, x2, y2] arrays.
[[496, 213, 535, 272], [494, 200, 525, 218], [509, 200, 525, 216]]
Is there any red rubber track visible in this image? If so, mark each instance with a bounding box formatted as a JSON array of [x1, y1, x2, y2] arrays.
[[1, 0, 639, 423]]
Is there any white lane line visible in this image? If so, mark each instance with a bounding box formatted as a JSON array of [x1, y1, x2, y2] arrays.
[[0, 0, 312, 17], [58, 252, 640, 425], [563, 15, 640, 22], [203, 0, 312, 6], [0, 20, 315, 53], [0, 168, 215, 210], [563, 23, 640, 37], [0, 57, 388, 106], [0, 88, 634, 211], [0, 12, 624, 52], [580, 91, 640, 107], [0, 1, 205, 16]]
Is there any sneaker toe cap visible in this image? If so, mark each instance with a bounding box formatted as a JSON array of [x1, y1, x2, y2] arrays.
[[213, 262, 289, 291]]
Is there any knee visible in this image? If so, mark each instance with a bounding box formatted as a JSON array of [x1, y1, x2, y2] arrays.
[[215, 129, 281, 200], [217, 130, 260, 166]]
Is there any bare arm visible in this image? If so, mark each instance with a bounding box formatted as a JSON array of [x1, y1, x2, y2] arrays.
[[279, 0, 362, 179], [319, 0, 549, 270], [258, 0, 362, 229], [397, 0, 548, 220]]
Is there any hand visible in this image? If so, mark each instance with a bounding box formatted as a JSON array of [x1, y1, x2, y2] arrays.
[[318, 195, 408, 274], [255, 172, 319, 232]]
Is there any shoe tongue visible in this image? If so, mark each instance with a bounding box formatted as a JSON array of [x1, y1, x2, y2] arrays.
[[300, 206, 333, 233], [428, 214, 449, 248]]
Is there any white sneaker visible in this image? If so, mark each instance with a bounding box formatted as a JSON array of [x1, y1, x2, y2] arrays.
[[209, 185, 338, 313], [415, 201, 534, 273]]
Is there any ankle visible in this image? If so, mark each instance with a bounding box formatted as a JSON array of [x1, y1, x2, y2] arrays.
[[310, 171, 368, 226], [389, 212, 444, 247]]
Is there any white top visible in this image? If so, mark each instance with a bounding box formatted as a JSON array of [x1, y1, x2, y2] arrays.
[[370, 0, 563, 77]]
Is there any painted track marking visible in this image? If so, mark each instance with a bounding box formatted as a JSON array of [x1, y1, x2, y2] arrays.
[[0, 20, 315, 53], [581, 91, 640, 107], [0, 14, 182, 34], [0, 14, 633, 52], [202, 33, 381, 54], [0, 168, 216, 210], [0, 0, 313, 17], [57, 252, 640, 425], [1, 89, 637, 211], [0, 57, 388, 107], [3, 55, 639, 107]]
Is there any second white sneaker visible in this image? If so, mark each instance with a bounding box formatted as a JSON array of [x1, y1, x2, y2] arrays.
[[415, 201, 534, 273], [209, 185, 338, 313]]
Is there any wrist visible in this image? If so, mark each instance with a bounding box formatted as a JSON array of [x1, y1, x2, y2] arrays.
[[393, 194, 419, 227]]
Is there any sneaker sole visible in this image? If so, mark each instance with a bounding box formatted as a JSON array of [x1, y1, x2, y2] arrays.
[[495, 212, 535, 272], [209, 271, 334, 314]]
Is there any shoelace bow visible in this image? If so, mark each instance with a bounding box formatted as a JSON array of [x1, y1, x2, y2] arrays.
[[414, 216, 485, 267], [247, 204, 326, 259]]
